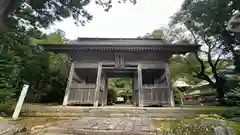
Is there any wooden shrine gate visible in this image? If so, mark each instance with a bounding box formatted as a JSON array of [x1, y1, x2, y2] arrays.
[[41, 38, 200, 107]]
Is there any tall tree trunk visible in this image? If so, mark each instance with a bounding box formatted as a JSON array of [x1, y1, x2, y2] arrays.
[[215, 77, 226, 105]]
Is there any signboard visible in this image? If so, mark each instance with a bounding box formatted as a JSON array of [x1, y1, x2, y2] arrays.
[[117, 97, 124, 102], [12, 84, 29, 120], [115, 52, 124, 68]]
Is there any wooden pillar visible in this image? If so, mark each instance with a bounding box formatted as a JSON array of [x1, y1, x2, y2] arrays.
[[132, 77, 135, 106], [63, 62, 75, 106], [104, 77, 108, 106], [94, 63, 102, 107], [132, 73, 138, 106], [165, 63, 175, 107], [101, 73, 106, 106], [137, 64, 143, 107]]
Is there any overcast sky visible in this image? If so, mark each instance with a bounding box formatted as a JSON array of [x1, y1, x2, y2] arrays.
[[47, 0, 184, 40]]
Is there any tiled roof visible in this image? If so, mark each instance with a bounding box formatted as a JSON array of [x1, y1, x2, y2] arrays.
[[40, 37, 200, 53], [68, 38, 165, 46]]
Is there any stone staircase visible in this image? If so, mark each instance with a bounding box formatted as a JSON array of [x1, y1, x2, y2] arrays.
[[21, 105, 223, 119]]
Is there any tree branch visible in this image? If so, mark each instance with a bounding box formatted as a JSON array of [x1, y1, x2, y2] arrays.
[[182, 22, 216, 87], [203, 37, 219, 81], [182, 22, 199, 44], [207, 44, 214, 69], [214, 53, 222, 68], [194, 52, 216, 87], [194, 52, 205, 74]]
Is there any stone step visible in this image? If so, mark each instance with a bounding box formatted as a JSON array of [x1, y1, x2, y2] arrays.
[[44, 128, 157, 135], [20, 105, 227, 118], [22, 112, 199, 119], [42, 133, 73, 135]]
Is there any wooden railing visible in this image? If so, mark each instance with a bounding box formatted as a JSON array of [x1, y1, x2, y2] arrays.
[[68, 84, 96, 105], [142, 84, 169, 105]]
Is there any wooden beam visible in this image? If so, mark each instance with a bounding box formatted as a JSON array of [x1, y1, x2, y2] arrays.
[[63, 62, 75, 106], [141, 64, 165, 69], [94, 63, 102, 107], [75, 63, 98, 68], [137, 64, 143, 107], [165, 64, 175, 107]]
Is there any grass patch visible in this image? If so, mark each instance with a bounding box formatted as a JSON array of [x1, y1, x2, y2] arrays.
[[152, 119, 211, 135], [184, 105, 231, 110], [228, 122, 240, 135]]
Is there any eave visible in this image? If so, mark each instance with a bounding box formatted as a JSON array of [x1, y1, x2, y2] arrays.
[[40, 44, 200, 54]]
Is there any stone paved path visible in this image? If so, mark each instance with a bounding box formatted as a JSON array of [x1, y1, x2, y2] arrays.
[[42, 117, 157, 135], [0, 119, 24, 135]]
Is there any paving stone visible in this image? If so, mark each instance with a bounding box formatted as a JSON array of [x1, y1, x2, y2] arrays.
[[42, 133, 74, 135], [124, 120, 134, 132], [43, 117, 157, 135], [0, 120, 25, 135]]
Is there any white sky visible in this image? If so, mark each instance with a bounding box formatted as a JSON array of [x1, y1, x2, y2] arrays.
[[47, 0, 184, 40]]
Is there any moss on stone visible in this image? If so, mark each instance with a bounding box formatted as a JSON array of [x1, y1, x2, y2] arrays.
[[226, 121, 240, 135], [152, 119, 212, 135]]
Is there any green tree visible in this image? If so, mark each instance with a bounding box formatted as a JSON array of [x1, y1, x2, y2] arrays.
[[169, 0, 240, 104], [108, 78, 132, 103], [0, 28, 33, 103], [171, 0, 240, 72], [0, 0, 136, 28], [143, 25, 233, 104], [21, 32, 68, 103]]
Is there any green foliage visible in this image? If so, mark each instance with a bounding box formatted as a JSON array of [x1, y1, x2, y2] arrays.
[[171, 0, 240, 72], [108, 78, 132, 99], [21, 32, 68, 103], [0, 28, 32, 103], [169, 54, 207, 85], [221, 107, 240, 119], [107, 88, 117, 105], [198, 114, 225, 120], [165, 0, 240, 102], [225, 87, 240, 106], [0, 100, 15, 112], [1, 0, 136, 29], [0, 26, 68, 104]]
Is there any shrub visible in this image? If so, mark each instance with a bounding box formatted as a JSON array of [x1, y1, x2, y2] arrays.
[[107, 88, 117, 104], [0, 100, 15, 115], [198, 114, 225, 120], [225, 87, 240, 106], [221, 107, 240, 119]]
